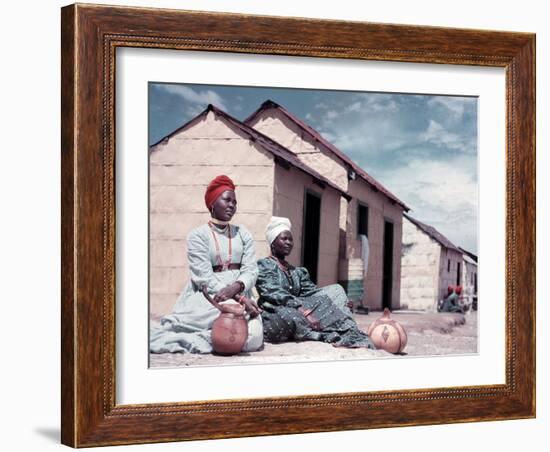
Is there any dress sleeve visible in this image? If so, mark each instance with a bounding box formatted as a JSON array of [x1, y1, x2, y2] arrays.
[[297, 267, 319, 297], [235, 225, 259, 292], [187, 228, 225, 295], [256, 258, 301, 307]]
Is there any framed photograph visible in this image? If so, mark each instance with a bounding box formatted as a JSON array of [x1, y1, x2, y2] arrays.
[[61, 3, 535, 447]]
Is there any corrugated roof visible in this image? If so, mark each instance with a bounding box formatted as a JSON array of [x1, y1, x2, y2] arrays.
[[404, 213, 461, 253], [459, 247, 478, 263], [150, 104, 350, 199], [245, 100, 409, 211]]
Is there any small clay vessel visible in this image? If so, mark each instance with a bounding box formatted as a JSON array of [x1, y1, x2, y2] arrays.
[[367, 308, 407, 354], [202, 286, 248, 355]]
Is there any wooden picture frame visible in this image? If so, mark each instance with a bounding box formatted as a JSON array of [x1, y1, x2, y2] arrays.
[[61, 3, 535, 447]]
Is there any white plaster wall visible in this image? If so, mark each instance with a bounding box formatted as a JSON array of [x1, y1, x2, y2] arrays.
[[462, 259, 478, 305], [273, 164, 341, 286], [149, 111, 275, 317], [248, 109, 349, 191], [438, 247, 465, 300], [347, 180, 404, 310], [400, 218, 441, 311], [249, 108, 405, 308], [338, 197, 349, 259]]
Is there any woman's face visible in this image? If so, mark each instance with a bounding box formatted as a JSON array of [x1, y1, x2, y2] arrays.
[[211, 190, 237, 221], [271, 230, 294, 257]]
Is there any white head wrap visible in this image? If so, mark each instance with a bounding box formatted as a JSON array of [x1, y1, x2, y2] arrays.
[[265, 216, 292, 245]]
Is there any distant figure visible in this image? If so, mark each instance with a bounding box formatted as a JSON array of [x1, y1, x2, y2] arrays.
[[150, 175, 263, 354], [438, 285, 464, 313], [255, 216, 375, 348]]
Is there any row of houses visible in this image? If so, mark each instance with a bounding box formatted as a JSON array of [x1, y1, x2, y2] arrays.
[[400, 214, 477, 311], [149, 99, 477, 318]]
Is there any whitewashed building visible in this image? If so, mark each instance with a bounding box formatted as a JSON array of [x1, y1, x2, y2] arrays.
[[400, 214, 466, 311], [149, 101, 409, 318], [460, 247, 478, 308], [149, 105, 347, 318], [245, 100, 409, 312]]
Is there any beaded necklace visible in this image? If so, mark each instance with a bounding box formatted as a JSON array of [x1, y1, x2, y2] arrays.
[[208, 221, 232, 270], [209, 217, 230, 226]]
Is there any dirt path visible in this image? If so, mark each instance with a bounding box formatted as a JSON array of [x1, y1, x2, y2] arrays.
[[149, 310, 478, 368]]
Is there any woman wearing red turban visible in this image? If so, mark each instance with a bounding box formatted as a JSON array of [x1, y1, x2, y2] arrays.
[[150, 175, 263, 354]]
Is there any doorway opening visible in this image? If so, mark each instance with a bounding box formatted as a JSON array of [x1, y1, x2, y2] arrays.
[[302, 190, 321, 284], [382, 220, 394, 309]]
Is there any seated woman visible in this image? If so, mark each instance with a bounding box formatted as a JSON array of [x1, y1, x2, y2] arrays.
[[256, 217, 375, 349], [438, 285, 465, 313], [150, 175, 263, 354]]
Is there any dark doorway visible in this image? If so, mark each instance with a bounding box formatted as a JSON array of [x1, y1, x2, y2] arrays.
[[456, 261, 462, 286], [302, 190, 321, 283], [382, 220, 394, 309], [357, 202, 369, 237]]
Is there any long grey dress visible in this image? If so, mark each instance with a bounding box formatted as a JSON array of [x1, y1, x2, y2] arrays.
[[256, 257, 374, 348], [150, 223, 263, 354]]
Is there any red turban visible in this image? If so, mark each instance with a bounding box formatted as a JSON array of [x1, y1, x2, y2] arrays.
[[204, 175, 236, 209]]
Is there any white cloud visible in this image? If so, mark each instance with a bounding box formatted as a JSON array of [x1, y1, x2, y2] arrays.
[[358, 95, 399, 113], [386, 158, 476, 213], [316, 97, 400, 149], [346, 101, 362, 112], [333, 132, 374, 152], [184, 104, 204, 118], [158, 84, 228, 111], [378, 156, 478, 251], [427, 96, 474, 119], [421, 120, 474, 153], [319, 130, 336, 142]]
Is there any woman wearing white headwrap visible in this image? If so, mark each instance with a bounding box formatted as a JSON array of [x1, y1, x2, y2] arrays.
[[256, 217, 375, 348]]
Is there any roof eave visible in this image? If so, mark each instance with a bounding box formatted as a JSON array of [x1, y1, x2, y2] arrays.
[[210, 105, 349, 199], [245, 100, 409, 211]]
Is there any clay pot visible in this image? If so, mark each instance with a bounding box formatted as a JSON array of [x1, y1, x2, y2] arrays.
[[211, 304, 248, 355], [367, 308, 407, 354], [202, 285, 248, 355]]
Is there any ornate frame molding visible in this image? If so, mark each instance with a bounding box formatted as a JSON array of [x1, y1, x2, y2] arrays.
[[61, 4, 535, 447]]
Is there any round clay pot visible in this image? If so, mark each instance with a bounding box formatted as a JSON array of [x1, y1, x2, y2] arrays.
[[210, 304, 248, 355], [367, 308, 407, 354]]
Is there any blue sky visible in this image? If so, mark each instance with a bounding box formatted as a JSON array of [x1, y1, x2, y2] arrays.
[[149, 83, 478, 253]]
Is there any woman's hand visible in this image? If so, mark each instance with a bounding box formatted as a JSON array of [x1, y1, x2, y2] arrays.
[[239, 296, 262, 318], [298, 307, 321, 331], [213, 282, 242, 303], [261, 301, 277, 313]]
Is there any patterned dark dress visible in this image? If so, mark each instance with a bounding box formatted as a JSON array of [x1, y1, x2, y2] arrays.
[[256, 257, 375, 348]]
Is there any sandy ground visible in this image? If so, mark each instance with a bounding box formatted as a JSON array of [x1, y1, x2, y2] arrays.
[[149, 310, 478, 368]]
